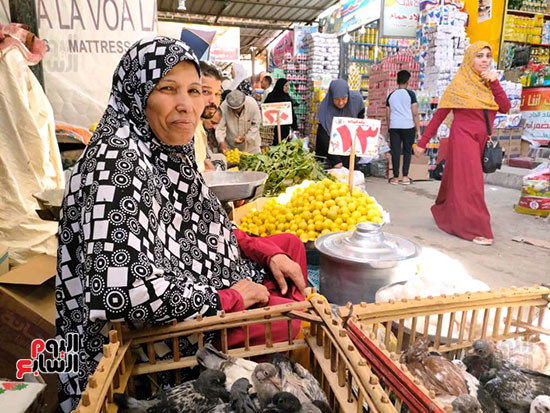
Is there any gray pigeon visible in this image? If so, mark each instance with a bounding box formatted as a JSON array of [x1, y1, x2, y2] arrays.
[[226, 378, 257, 413], [451, 394, 483, 413], [251, 363, 282, 408], [263, 391, 302, 413], [272, 353, 328, 405], [467, 340, 550, 413], [476, 385, 503, 413], [197, 344, 258, 391], [114, 369, 229, 413]]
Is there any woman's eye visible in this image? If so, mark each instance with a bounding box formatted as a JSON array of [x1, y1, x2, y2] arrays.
[[158, 85, 175, 92]]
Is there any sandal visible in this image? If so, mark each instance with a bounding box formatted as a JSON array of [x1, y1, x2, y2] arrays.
[[389, 177, 399, 185], [473, 237, 493, 246], [401, 177, 412, 185]]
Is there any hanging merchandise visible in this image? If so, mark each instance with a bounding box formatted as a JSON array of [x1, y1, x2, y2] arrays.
[[304, 33, 340, 143]]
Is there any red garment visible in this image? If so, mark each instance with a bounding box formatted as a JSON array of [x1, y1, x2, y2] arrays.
[[417, 80, 511, 240], [218, 231, 307, 348]]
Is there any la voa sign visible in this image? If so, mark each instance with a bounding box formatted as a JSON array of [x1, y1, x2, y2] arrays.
[[37, 0, 158, 127]]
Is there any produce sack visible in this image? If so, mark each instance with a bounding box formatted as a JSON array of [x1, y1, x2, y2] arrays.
[[514, 162, 550, 217]]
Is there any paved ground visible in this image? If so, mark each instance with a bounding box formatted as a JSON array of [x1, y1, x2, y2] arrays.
[[363, 177, 550, 289]]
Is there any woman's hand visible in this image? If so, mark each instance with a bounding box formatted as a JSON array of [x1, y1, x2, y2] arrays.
[[268, 254, 307, 296], [481, 70, 498, 83], [230, 279, 269, 308], [414, 146, 426, 157]]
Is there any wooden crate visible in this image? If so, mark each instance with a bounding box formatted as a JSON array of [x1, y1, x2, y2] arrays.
[[337, 286, 550, 412], [73, 295, 424, 413]]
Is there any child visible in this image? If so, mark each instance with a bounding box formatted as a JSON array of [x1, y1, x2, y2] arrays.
[[386, 70, 421, 185]]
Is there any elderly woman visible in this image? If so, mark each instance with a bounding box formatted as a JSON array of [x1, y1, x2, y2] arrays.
[[55, 37, 307, 411]]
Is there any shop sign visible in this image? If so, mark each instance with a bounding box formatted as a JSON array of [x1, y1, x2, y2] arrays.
[[521, 87, 550, 145], [37, 0, 158, 128], [329, 117, 381, 157], [209, 26, 240, 61], [294, 25, 317, 55], [270, 31, 294, 69], [339, 0, 381, 34], [381, 0, 420, 38], [261, 102, 293, 126]]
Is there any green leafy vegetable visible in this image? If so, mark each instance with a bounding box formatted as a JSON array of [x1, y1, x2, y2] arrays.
[[239, 139, 333, 196]]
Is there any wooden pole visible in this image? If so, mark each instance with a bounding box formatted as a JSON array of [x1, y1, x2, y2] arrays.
[[277, 111, 282, 145], [348, 132, 357, 194]]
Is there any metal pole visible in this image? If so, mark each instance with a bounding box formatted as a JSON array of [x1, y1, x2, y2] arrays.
[[8, 0, 44, 88], [250, 46, 256, 87]]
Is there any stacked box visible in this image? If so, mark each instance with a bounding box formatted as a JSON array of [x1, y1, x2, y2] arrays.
[[304, 33, 340, 143], [416, 4, 469, 98], [283, 54, 308, 135], [367, 54, 420, 134]]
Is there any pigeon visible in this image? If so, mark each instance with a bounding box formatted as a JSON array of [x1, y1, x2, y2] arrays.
[[400, 337, 467, 397], [476, 385, 502, 413], [451, 394, 483, 412], [197, 344, 258, 391], [226, 378, 257, 413], [113, 369, 229, 413], [251, 363, 282, 408], [531, 395, 550, 413], [263, 391, 302, 412], [262, 391, 323, 413], [452, 359, 479, 398], [272, 353, 328, 405], [465, 340, 550, 413]]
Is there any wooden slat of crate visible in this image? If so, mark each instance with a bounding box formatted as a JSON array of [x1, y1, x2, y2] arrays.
[[126, 301, 311, 340], [132, 340, 308, 376], [340, 287, 550, 324]]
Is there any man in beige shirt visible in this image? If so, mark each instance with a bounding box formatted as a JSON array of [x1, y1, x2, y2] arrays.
[[195, 61, 223, 172], [216, 90, 262, 154]]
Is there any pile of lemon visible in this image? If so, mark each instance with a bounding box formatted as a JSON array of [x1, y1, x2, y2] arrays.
[[238, 178, 383, 242], [225, 148, 249, 164]]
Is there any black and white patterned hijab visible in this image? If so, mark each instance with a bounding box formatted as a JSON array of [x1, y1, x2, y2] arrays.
[[55, 37, 264, 412]]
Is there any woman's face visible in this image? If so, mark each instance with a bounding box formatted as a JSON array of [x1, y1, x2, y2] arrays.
[[473, 47, 492, 73], [283, 82, 290, 93], [145, 61, 204, 146], [333, 96, 348, 109]]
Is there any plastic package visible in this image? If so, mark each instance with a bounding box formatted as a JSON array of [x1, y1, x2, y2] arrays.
[[514, 162, 550, 217]]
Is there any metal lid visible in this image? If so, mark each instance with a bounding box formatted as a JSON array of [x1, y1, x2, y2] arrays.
[[314, 222, 421, 265]]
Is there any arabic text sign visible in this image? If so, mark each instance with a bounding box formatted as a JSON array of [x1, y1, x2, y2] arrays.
[[261, 102, 293, 126], [339, 0, 381, 34], [329, 117, 381, 157], [382, 0, 420, 38], [521, 87, 550, 144]]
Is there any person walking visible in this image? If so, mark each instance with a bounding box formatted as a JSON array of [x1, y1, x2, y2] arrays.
[[315, 79, 365, 169], [414, 41, 511, 246], [216, 90, 262, 154], [264, 78, 298, 145], [386, 70, 421, 185]]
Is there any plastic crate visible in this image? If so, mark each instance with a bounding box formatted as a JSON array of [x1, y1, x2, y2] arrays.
[[338, 286, 550, 412], [74, 295, 406, 413]]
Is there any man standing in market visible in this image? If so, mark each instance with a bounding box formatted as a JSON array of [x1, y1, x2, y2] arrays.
[[260, 75, 273, 103], [386, 70, 421, 185], [216, 90, 262, 154], [195, 61, 224, 172]]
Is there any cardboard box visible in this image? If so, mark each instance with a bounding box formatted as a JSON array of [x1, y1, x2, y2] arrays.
[[0, 243, 8, 275], [0, 255, 57, 412], [233, 197, 271, 226], [0, 379, 46, 412]]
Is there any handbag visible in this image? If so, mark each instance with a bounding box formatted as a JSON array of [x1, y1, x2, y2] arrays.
[[433, 159, 445, 181], [482, 109, 504, 174]]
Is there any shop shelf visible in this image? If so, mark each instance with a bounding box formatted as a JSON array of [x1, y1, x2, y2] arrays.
[[349, 42, 404, 48], [350, 59, 376, 63], [506, 9, 550, 18], [504, 40, 550, 47]]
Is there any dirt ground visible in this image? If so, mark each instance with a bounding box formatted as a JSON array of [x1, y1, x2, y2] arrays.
[[363, 177, 550, 289]]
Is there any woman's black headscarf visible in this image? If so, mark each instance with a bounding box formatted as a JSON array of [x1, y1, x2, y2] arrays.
[[264, 78, 293, 104]]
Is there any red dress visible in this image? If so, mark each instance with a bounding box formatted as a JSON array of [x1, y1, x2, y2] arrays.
[[218, 229, 307, 348], [417, 80, 511, 240]]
